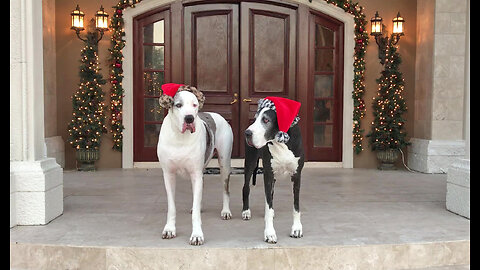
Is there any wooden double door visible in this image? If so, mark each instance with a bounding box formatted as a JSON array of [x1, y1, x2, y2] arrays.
[[183, 2, 296, 157], [133, 1, 344, 162]]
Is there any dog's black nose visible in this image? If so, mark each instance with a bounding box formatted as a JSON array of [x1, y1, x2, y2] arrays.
[[245, 129, 253, 138], [185, 115, 194, 124]]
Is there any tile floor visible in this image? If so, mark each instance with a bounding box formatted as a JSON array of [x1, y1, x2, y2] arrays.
[[10, 168, 469, 249]]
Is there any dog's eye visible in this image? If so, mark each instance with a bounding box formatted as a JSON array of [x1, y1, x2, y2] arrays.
[[175, 103, 182, 108], [193, 104, 198, 108], [262, 117, 269, 123]]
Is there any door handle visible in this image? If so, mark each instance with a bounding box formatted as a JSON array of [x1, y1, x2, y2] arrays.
[[230, 93, 238, 104], [242, 98, 252, 102]]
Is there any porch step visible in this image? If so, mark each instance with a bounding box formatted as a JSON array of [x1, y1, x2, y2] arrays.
[[10, 240, 469, 270], [403, 265, 470, 270]]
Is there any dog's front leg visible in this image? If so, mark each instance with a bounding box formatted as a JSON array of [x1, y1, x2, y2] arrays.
[[162, 170, 176, 239], [290, 172, 303, 238], [242, 148, 260, 221], [190, 172, 204, 245], [263, 173, 277, 244]]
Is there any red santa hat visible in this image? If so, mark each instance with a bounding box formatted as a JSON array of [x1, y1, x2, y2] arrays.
[[161, 83, 184, 97], [257, 96, 301, 143]]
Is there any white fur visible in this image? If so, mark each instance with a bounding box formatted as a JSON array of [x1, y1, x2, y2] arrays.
[[264, 200, 277, 243], [290, 208, 303, 238], [246, 108, 269, 148], [242, 209, 251, 220], [157, 91, 233, 245], [170, 91, 200, 134], [267, 141, 300, 180]]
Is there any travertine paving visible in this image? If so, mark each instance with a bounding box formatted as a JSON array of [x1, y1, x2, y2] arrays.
[[10, 168, 470, 269]]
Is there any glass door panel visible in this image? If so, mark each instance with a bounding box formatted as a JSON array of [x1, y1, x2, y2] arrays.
[[307, 11, 343, 161], [134, 10, 170, 162]]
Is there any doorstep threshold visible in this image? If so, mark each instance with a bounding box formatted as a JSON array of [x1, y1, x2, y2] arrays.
[[133, 159, 343, 169]]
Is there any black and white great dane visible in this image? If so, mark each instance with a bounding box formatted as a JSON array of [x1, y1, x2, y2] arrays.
[[157, 84, 234, 245], [242, 97, 305, 243]]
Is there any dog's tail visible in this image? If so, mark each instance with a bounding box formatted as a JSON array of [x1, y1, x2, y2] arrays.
[[252, 158, 260, 186]]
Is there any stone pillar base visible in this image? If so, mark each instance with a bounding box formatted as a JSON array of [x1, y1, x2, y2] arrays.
[[45, 136, 65, 168], [407, 138, 465, 173], [446, 158, 470, 219], [10, 158, 63, 227]]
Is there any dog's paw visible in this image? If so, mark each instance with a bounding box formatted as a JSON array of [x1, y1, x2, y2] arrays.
[[162, 229, 176, 239], [290, 211, 302, 238], [242, 209, 251, 220], [162, 223, 176, 239], [290, 226, 303, 238], [221, 210, 232, 220], [189, 233, 204, 246], [264, 228, 277, 244]]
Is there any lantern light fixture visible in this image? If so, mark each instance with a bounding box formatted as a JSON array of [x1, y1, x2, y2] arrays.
[[370, 11, 405, 64], [71, 4, 85, 31], [70, 4, 109, 43], [95, 6, 109, 31], [392, 12, 405, 36], [370, 11, 383, 37]]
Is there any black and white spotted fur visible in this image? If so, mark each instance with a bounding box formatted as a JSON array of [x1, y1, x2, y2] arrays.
[[243, 104, 305, 244]]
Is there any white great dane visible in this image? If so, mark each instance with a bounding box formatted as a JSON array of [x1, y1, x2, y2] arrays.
[[156, 84, 233, 245]]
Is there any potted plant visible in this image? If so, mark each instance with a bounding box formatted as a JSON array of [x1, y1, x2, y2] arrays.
[[67, 22, 107, 171]]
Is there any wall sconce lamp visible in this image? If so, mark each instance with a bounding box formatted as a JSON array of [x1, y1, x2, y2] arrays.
[[71, 4, 109, 43], [370, 11, 405, 64]]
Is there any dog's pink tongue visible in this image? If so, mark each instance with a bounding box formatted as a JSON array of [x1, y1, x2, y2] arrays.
[[182, 122, 195, 133]]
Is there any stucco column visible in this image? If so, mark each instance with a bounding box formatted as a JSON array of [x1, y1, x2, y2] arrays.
[[408, 0, 468, 173], [10, 0, 63, 227], [43, 0, 65, 168], [446, 0, 469, 219]]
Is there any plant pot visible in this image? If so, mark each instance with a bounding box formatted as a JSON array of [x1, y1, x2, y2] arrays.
[[376, 149, 400, 170], [76, 149, 99, 171]]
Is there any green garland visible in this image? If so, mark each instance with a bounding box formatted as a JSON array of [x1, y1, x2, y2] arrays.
[[109, 0, 368, 154], [108, 0, 141, 151], [108, 3, 124, 151], [323, 0, 368, 154]]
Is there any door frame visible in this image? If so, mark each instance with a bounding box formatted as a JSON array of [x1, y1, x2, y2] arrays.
[[121, 0, 355, 168], [305, 9, 344, 161]]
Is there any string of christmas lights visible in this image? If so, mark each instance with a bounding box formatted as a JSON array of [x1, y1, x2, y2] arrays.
[[67, 31, 108, 151], [367, 34, 410, 151], [108, 0, 142, 151]]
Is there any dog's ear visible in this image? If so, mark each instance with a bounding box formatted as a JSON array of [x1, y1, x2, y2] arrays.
[[189, 86, 205, 109], [158, 94, 174, 109]]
